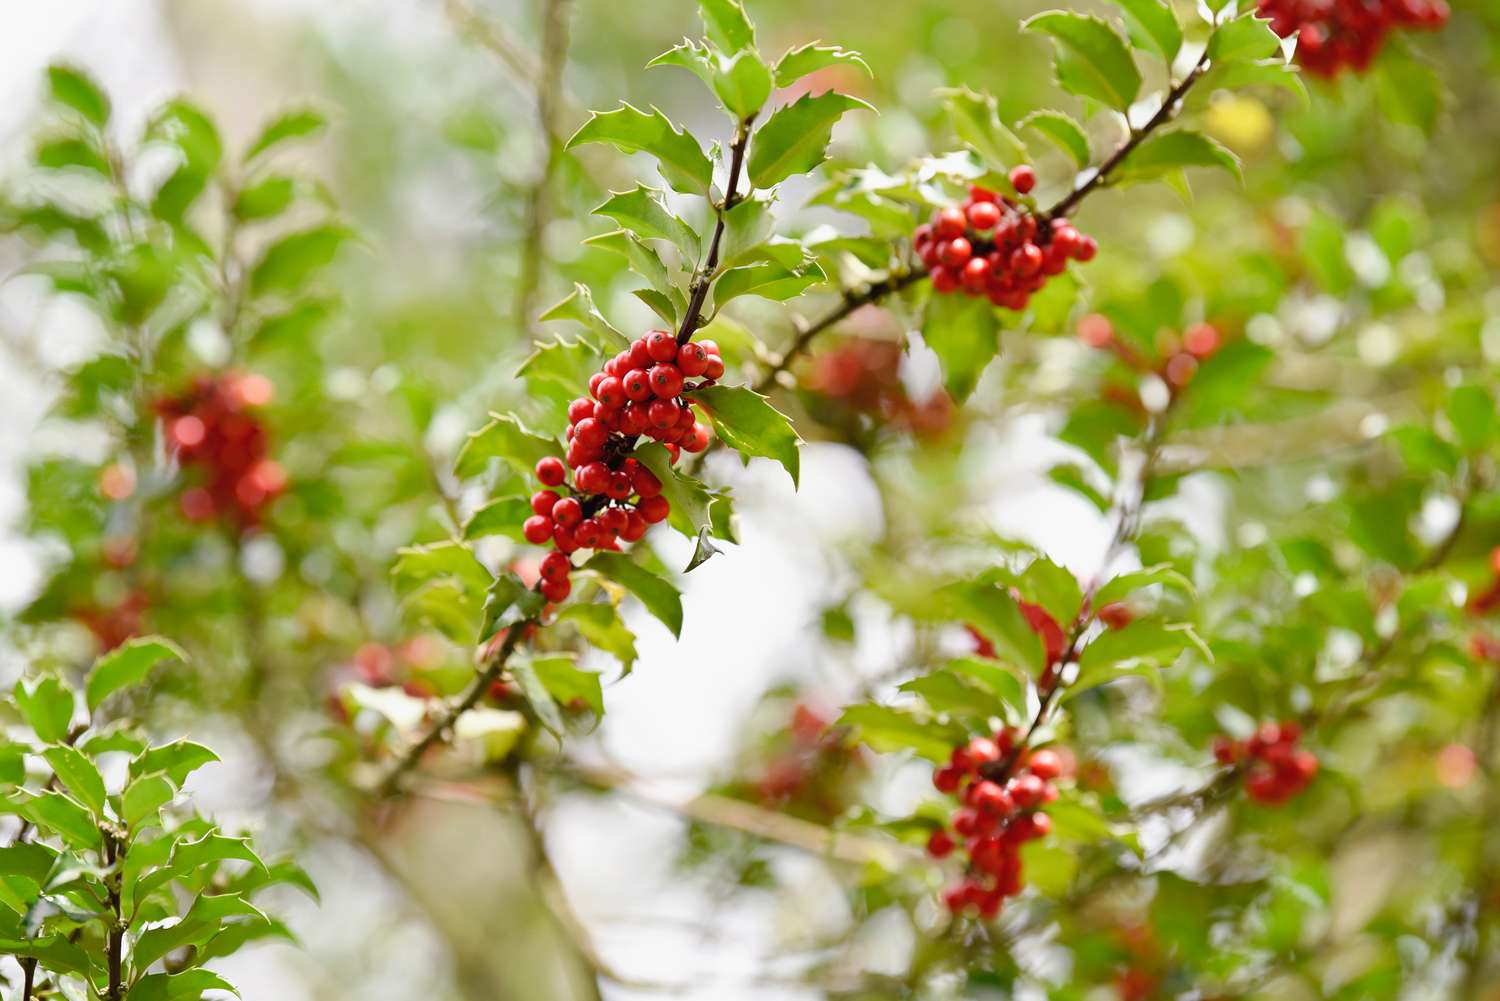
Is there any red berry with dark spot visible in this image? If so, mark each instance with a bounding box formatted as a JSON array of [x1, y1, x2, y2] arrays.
[[552, 496, 582, 527], [934, 207, 967, 240], [1008, 164, 1036, 194], [530, 490, 560, 517], [650, 364, 684, 398], [678, 342, 709, 377], [646, 330, 678, 363], [536, 456, 566, 486]]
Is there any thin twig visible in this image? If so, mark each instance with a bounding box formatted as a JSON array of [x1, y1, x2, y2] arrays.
[[514, 0, 574, 336], [676, 116, 754, 344]]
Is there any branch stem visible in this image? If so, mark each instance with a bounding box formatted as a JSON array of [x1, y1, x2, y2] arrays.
[[677, 116, 754, 344]]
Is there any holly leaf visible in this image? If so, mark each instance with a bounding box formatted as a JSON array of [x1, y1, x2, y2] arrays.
[[1023, 11, 1142, 112], [836, 704, 965, 762], [1116, 129, 1241, 183], [940, 87, 1028, 171], [19, 792, 100, 849], [942, 583, 1047, 673], [454, 413, 562, 480], [690, 384, 801, 486], [250, 224, 353, 296], [47, 65, 111, 126], [1207, 11, 1281, 64], [1093, 564, 1195, 606], [14, 676, 75, 745], [593, 185, 700, 261], [1022, 110, 1091, 168], [698, 0, 756, 52], [584, 552, 684, 637], [773, 43, 871, 87], [566, 104, 714, 195], [87, 635, 186, 711], [462, 497, 531, 542], [42, 747, 106, 817], [540, 283, 632, 352], [747, 91, 873, 189], [923, 290, 999, 403], [510, 657, 566, 738], [1114, 0, 1182, 61], [129, 740, 219, 788], [530, 650, 606, 715], [244, 107, 326, 162]]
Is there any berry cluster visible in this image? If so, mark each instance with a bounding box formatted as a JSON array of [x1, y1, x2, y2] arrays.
[[1256, 0, 1449, 77], [927, 732, 1066, 919], [1213, 721, 1319, 805], [807, 337, 954, 437], [914, 168, 1097, 311], [520, 331, 723, 603], [1079, 314, 1225, 393], [155, 372, 285, 526]]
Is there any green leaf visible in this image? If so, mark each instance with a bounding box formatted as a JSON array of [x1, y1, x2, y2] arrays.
[[1204, 58, 1308, 105], [145, 99, 222, 223], [250, 224, 352, 295], [899, 670, 1012, 721], [462, 497, 531, 542], [36, 137, 110, 175], [633, 443, 715, 543], [947, 657, 1026, 720], [530, 650, 606, 714], [593, 185, 700, 260], [232, 174, 297, 221], [129, 740, 219, 788], [127, 970, 238, 1001], [942, 583, 1046, 673], [773, 43, 871, 87], [454, 413, 562, 480], [1093, 564, 1195, 607], [690, 384, 802, 486], [566, 104, 714, 195], [685, 525, 724, 573], [1011, 557, 1083, 626], [42, 747, 106, 817], [540, 284, 631, 351], [131, 893, 267, 974], [14, 676, 75, 744], [517, 332, 606, 391], [584, 552, 684, 637], [1021, 110, 1091, 168], [558, 604, 638, 674], [712, 253, 824, 306], [87, 635, 186, 711], [19, 792, 100, 849], [1446, 384, 1496, 452], [1023, 11, 1142, 112], [1388, 425, 1460, 476], [511, 657, 566, 738], [1114, 0, 1182, 61], [1077, 620, 1207, 676], [244, 107, 326, 162], [480, 572, 547, 644], [122, 774, 175, 831], [1116, 129, 1241, 183], [940, 87, 1029, 171], [922, 290, 999, 403], [584, 230, 679, 306], [747, 91, 872, 189], [1207, 12, 1281, 63], [713, 49, 774, 120], [47, 65, 111, 126], [698, 0, 756, 52], [836, 704, 964, 762]]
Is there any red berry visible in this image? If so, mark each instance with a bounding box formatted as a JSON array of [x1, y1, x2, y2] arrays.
[[628, 338, 653, 370], [622, 369, 653, 402], [678, 342, 709, 377], [599, 506, 629, 535], [530, 490, 560, 517], [683, 423, 712, 453], [650, 364, 684, 398], [965, 737, 1001, 768], [961, 256, 991, 291], [541, 577, 571, 603], [606, 471, 633, 500], [595, 376, 625, 408], [647, 398, 679, 430], [970, 781, 1014, 816], [540, 552, 571, 582], [553, 524, 578, 553], [968, 185, 997, 203], [575, 462, 610, 495], [1009, 773, 1046, 808], [1010, 243, 1043, 278], [638, 495, 670, 524], [523, 515, 553, 544], [939, 237, 973, 269], [930, 266, 959, 294], [934, 207, 967, 240], [1184, 323, 1221, 358], [633, 464, 663, 498], [574, 518, 602, 548], [552, 496, 582, 527], [573, 417, 607, 450], [535, 456, 566, 486], [646, 330, 678, 363], [568, 398, 595, 424], [1028, 749, 1064, 781], [1008, 164, 1036, 194], [703, 355, 725, 380], [1075, 235, 1097, 261], [1078, 313, 1114, 348], [1212, 736, 1240, 765], [619, 509, 647, 542], [933, 764, 962, 793], [926, 829, 955, 858], [966, 200, 1001, 231]]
